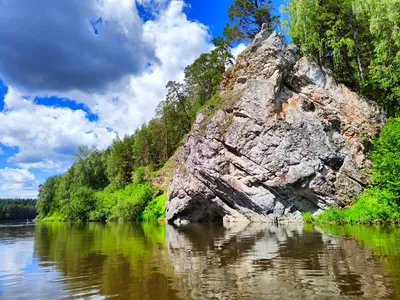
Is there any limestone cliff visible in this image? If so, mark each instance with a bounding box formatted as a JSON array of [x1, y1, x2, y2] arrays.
[[166, 28, 386, 223]]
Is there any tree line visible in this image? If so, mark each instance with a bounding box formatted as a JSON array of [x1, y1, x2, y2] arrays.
[[0, 199, 37, 220], [36, 0, 400, 222]]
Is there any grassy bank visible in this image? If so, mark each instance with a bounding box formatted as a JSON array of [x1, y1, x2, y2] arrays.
[[303, 188, 400, 225]]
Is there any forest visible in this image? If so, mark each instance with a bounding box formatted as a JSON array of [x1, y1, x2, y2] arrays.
[[0, 199, 37, 221], [36, 0, 400, 223]]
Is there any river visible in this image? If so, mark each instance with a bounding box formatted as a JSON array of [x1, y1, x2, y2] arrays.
[[0, 222, 399, 299]]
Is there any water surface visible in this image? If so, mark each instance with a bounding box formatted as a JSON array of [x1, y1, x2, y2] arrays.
[[0, 222, 399, 299]]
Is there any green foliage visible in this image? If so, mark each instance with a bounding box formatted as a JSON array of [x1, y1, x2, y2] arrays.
[[40, 211, 65, 222], [142, 194, 167, 221], [301, 212, 314, 224], [0, 199, 37, 220], [369, 118, 400, 194], [316, 118, 400, 224], [223, 0, 278, 43], [285, 0, 400, 115], [113, 183, 154, 221], [62, 187, 96, 221], [285, 0, 369, 87], [354, 0, 400, 115], [37, 175, 60, 217], [106, 135, 135, 187], [74, 146, 109, 190], [134, 167, 147, 184], [185, 38, 233, 106]]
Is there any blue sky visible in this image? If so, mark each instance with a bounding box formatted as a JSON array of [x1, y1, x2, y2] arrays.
[[0, 0, 285, 198]]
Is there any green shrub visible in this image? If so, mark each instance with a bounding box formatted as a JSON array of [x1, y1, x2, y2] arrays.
[[91, 183, 154, 221], [302, 212, 314, 223], [38, 211, 65, 222], [316, 188, 400, 224], [142, 194, 167, 221], [134, 167, 147, 184], [370, 118, 400, 195]]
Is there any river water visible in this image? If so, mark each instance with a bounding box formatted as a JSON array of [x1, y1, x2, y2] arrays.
[[0, 222, 399, 299]]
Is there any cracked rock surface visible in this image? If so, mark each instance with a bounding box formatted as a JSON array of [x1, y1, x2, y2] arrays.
[[166, 29, 386, 224]]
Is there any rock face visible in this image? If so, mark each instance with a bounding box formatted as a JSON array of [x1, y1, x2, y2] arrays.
[[166, 28, 386, 223]]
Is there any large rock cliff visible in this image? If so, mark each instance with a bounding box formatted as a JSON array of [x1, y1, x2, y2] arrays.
[[166, 28, 386, 223]]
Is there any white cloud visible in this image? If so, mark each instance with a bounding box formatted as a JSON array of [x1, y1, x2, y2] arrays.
[[0, 0, 157, 94], [64, 0, 213, 135], [0, 87, 115, 170], [0, 168, 39, 198], [136, 0, 169, 9], [232, 43, 247, 59]]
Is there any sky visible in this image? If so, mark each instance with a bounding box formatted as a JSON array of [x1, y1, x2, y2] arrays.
[[0, 0, 285, 198]]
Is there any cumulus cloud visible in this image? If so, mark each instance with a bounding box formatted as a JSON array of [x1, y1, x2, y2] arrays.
[[64, 0, 212, 135], [0, 87, 115, 170], [137, 0, 169, 10], [0, 168, 40, 198], [0, 0, 157, 93], [232, 43, 247, 59]]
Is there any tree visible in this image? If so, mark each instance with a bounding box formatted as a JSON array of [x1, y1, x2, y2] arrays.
[[74, 146, 109, 190], [37, 175, 59, 217], [285, 0, 372, 88], [184, 38, 234, 105], [353, 0, 400, 115], [0, 199, 37, 220], [223, 0, 278, 43], [369, 118, 400, 195], [286, 0, 400, 116], [106, 135, 135, 187]]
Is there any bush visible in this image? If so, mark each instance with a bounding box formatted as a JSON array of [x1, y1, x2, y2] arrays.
[[91, 183, 154, 221], [370, 118, 400, 195], [39, 211, 65, 222], [302, 212, 314, 223], [142, 194, 167, 221]]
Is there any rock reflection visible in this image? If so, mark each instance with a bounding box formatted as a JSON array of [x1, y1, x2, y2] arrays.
[[167, 223, 393, 299]]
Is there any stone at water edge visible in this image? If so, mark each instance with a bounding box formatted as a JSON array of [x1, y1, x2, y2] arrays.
[[166, 28, 386, 224]]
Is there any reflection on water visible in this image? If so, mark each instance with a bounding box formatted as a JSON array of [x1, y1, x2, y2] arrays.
[[0, 222, 398, 299]]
